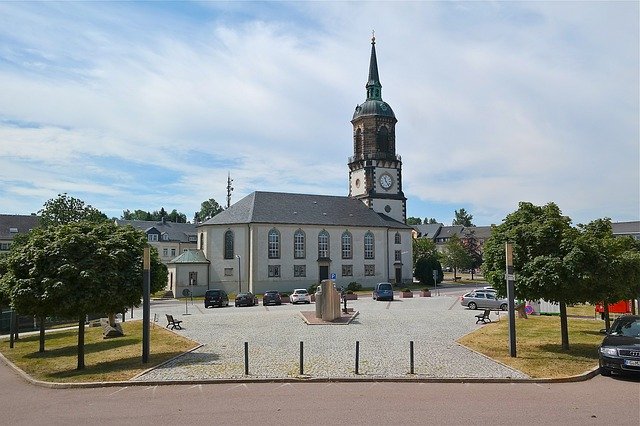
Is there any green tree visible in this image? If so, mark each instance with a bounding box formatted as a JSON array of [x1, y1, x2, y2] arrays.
[[425, 218, 439, 224], [406, 217, 422, 225], [452, 208, 474, 227], [39, 193, 107, 226], [412, 238, 438, 269], [167, 209, 187, 223], [1, 221, 166, 368], [442, 234, 471, 280], [198, 198, 224, 222], [414, 256, 443, 287], [462, 230, 483, 280], [482, 202, 576, 349], [565, 219, 640, 330]]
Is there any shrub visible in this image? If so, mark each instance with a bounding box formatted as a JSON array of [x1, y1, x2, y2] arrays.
[[346, 281, 362, 292], [402, 288, 411, 293], [346, 290, 354, 294], [308, 283, 319, 294], [279, 292, 290, 298]]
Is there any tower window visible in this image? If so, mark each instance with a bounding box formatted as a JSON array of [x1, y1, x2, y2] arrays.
[[395, 232, 401, 244], [377, 126, 389, 152]]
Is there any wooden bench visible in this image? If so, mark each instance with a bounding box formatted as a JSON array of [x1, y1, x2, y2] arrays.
[[475, 309, 492, 324], [165, 314, 183, 330]]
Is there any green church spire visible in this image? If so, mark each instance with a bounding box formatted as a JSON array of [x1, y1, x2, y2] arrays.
[[366, 31, 382, 101]]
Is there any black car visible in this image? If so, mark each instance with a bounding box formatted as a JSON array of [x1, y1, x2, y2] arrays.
[[598, 315, 640, 376], [204, 289, 229, 308], [262, 290, 282, 306], [235, 292, 257, 307]]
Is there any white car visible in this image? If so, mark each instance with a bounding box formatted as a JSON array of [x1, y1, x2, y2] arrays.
[[290, 288, 311, 304]]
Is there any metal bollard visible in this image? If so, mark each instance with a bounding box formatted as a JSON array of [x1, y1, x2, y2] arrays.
[[410, 341, 414, 374], [355, 341, 360, 375], [244, 342, 249, 375], [299, 341, 304, 375]]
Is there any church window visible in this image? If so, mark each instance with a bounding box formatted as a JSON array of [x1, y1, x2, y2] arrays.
[[364, 232, 375, 259], [294, 229, 306, 259], [376, 126, 389, 152], [355, 128, 363, 154], [199, 232, 204, 250], [294, 265, 306, 277], [224, 268, 233, 276], [268, 229, 280, 259], [395, 250, 402, 262], [342, 265, 353, 277], [394, 232, 401, 244], [341, 231, 352, 259], [189, 271, 197, 286], [268, 265, 281, 278], [318, 230, 330, 259], [224, 230, 234, 259], [364, 264, 375, 276]]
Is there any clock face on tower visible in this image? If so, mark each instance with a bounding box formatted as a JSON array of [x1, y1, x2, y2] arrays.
[[379, 173, 393, 190]]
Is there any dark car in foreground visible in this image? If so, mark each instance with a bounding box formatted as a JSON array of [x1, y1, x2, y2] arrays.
[[204, 289, 229, 308], [373, 282, 394, 301], [262, 290, 282, 306], [235, 292, 257, 307], [599, 315, 640, 377]]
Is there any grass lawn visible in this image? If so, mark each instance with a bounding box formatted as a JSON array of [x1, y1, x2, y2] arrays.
[[0, 320, 198, 383], [458, 315, 603, 378]]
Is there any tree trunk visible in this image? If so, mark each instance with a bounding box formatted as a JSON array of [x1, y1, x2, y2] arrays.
[[453, 266, 457, 280], [39, 316, 45, 353], [108, 312, 116, 327], [604, 303, 611, 332], [632, 298, 637, 315], [559, 301, 569, 350], [471, 269, 474, 280], [77, 316, 85, 370]]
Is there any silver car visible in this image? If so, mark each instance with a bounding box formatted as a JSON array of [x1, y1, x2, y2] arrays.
[[460, 291, 508, 311]]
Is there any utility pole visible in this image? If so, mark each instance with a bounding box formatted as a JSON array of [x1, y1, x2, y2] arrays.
[[226, 172, 234, 209]]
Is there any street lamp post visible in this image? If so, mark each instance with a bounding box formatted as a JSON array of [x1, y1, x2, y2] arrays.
[[235, 255, 241, 293]]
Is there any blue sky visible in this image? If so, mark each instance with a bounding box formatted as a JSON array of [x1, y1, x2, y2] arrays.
[[0, 1, 638, 226]]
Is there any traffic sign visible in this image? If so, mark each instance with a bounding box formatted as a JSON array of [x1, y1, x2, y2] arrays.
[[330, 273, 336, 280]]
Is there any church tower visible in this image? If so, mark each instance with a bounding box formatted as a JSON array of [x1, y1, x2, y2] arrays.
[[348, 35, 407, 223]]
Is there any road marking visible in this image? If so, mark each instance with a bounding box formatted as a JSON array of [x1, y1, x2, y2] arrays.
[[448, 298, 459, 310], [227, 383, 248, 391], [189, 384, 203, 393], [108, 387, 128, 396], [385, 302, 391, 310]]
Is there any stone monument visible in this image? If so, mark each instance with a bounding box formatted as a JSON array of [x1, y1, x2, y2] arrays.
[[314, 279, 341, 321]]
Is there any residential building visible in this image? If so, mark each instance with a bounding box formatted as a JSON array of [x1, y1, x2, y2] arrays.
[[0, 214, 40, 253]]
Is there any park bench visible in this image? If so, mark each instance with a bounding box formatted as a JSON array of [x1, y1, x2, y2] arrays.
[[475, 309, 492, 324], [165, 314, 183, 330]]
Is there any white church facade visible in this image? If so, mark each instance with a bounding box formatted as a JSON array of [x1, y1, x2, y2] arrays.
[[167, 37, 414, 296]]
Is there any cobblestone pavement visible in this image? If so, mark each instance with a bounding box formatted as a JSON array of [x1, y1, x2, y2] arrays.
[[131, 294, 529, 381]]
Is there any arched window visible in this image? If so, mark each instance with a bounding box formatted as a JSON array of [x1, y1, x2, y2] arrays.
[[394, 232, 401, 244], [224, 230, 234, 259], [268, 229, 280, 259], [294, 229, 306, 259], [355, 128, 363, 155], [376, 126, 389, 152], [364, 231, 375, 259], [318, 230, 330, 259], [341, 231, 352, 259]]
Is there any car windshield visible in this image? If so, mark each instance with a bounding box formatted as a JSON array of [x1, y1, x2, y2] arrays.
[[378, 284, 392, 291], [294, 290, 307, 294], [611, 318, 640, 337], [237, 293, 249, 297], [206, 291, 220, 296], [265, 291, 278, 295]]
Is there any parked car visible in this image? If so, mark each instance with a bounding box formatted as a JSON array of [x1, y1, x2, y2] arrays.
[[204, 289, 229, 308], [235, 292, 257, 307], [290, 288, 311, 304], [373, 282, 394, 301], [460, 291, 508, 310], [599, 315, 640, 377], [262, 290, 282, 306]]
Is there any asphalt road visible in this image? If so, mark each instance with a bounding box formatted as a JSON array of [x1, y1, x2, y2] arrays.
[[2, 359, 638, 425]]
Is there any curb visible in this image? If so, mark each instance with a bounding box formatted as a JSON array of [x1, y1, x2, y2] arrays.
[[0, 347, 601, 389]]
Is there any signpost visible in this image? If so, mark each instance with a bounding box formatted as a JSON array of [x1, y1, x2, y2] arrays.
[[182, 288, 192, 315], [505, 243, 516, 357], [432, 270, 439, 296], [142, 247, 150, 363]]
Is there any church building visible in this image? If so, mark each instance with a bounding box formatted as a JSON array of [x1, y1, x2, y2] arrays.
[[167, 37, 413, 296]]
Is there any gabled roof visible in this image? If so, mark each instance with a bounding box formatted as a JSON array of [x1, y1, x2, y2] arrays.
[[115, 219, 197, 242], [412, 223, 442, 239], [462, 226, 493, 240], [0, 214, 40, 239], [168, 250, 210, 264], [435, 225, 465, 239], [611, 221, 640, 236], [200, 191, 411, 229]]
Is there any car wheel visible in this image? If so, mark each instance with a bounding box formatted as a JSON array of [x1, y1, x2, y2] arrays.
[[306, 301, 310, 304], [468, 302, 477, 310], [600, 367, 612, 377], [500, 303, 508, 311]]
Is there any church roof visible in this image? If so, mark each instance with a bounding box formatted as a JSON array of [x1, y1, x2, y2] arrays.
[[168, 249, 209, 264], [200, 191, 411, 229]]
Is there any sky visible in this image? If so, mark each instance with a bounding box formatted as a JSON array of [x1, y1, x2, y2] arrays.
[[0, 1, 638, 226]]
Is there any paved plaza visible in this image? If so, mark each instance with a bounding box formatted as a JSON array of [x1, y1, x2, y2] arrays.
[[131, 290, 529, 381]]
